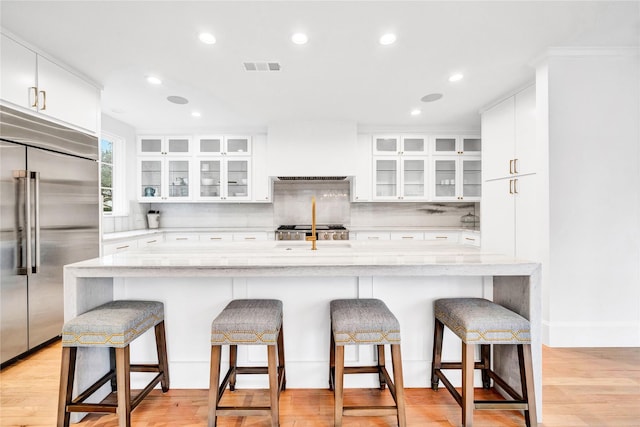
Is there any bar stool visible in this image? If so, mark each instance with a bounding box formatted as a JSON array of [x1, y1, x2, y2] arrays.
[[208, 299, 286, 427], [431, 298, 537, 427], [329, 298, 406, 427], [57, 300, 169, 427]]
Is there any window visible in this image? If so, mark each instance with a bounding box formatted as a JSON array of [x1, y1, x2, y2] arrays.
[[100, 132, 126, 215]]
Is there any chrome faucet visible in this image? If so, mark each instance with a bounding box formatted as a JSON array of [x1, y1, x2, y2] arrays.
[[306, 196, 317, 250]]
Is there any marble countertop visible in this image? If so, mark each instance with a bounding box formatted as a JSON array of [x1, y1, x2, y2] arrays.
[[68, 240, 537, 278]]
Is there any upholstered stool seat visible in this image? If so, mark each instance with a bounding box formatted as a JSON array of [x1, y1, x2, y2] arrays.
[[57, 300, 170, 427], [431, 298, 537, 427], [208, 299, 286, 427], [329, 299, 406, 427]]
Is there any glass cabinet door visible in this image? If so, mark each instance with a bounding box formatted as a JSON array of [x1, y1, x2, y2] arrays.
[[402, 158, 426, 198], [462, 159, 482, 198], [434, 159, 457, 198], [433, 137, 458, 154], [226, 159, 249, 199], [199, 159, 221, 198], [139, 159, 162, 199], [166, 137, 190, 154], [401, 136, 426, 155], [373, 136, 399, 154], [225, 136, 251, 155], [139, 137, 163, 155], [462, 137, 481, 154], [375, 158, 398, 198], [167, 159, 190, 199], [197, 136, 223, 155]]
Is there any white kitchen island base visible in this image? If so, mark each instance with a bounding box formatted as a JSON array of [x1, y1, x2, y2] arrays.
[[64, 241, 541, 420]]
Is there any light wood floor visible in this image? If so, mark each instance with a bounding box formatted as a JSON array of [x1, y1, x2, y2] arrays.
[[1, 342, 638, 426]]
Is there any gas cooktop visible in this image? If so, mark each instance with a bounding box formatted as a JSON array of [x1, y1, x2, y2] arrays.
[[275, 224, 349, 240]]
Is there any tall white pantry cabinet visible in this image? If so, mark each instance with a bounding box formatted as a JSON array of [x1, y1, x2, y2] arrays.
[[481, 85, 540, 262]]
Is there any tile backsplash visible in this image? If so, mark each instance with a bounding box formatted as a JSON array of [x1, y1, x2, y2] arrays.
[[103, 181, 478, 233]]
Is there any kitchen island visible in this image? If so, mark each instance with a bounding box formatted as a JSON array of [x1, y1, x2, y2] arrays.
[[64, 240, 541, 418]]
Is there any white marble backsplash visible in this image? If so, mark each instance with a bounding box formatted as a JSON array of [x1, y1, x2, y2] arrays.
[[102, 181, 478, 233]]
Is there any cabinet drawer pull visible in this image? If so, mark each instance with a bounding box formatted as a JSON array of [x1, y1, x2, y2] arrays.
[[30, 87, 38, 107], [244, 237, 256, 240], [176, 237, 188, 241], [367, 236, 380, 240], [38, 90, 47, 110], [465, 237, 476, 241], [436, 236, 448, 239], [401, 236, 414, 239], [513, 178, 518, 194], [146, 239, 157, 244], [514, 158, 519, 174], [509, 159, 514, 174], [209, 237, 222, 240], [116, 245, 130, 250], [509, 179, 514, 194]]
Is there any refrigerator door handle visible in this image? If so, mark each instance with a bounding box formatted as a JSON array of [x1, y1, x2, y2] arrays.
[[13, 170, 30, 275], [32, 171, 40, 274]]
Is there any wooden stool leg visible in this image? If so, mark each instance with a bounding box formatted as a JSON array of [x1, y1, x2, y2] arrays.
[[520, 344, 538, 427], [377, 344, 387, 390], [57, 347, 76, 427], [109, 347, 117, 391], [481, 344, 491, 389], [462, 342, 474, 427], [329, 330, 335, 391], [278, 325, 286, 390], [334, 344, 345, 427], [268, 345, 279, 427], [115, 346, 131, 427], [155, 321, 170, 392], [391, 344, 407, 427], [229, 345, 238, 391], [208, 345, 222, 427], [431, 318, 444, 390]]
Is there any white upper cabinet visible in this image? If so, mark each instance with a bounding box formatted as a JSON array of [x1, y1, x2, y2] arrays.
[[0, 33, 100, 134], [195, 135, 251, 156], [373, 135, 427, 155], [138, 136, 191, 155], [432, 136, 481, 155]]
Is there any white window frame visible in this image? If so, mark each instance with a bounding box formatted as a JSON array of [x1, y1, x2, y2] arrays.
[[100, 131, 127, 216]]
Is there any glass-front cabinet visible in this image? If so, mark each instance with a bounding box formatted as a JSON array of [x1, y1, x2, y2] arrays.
[[373, 135, 427, 155], [432, 136, 481, 155], [432, 157, 481, 201], [138, 157, 191, 201], [138, 136, 191, 155], [195, 135, 251, 156], [196, 158, 250, 201], [374, 156, 427, 200]]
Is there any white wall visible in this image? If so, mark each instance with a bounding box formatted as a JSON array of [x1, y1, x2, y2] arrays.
[[539, 49, 640, 346]]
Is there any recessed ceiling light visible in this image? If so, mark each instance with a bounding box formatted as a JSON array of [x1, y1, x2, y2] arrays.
[[199, 32, 216, 45], [421, 93, 444, 102], [410, 109, 422, 116], [291, 33, 308, 45], [379, 33, 397, 45], [448, 73, 464, 82], [146, 76, 162, 85], [191, 111, 201, 117], [167, 95, 189, 105]]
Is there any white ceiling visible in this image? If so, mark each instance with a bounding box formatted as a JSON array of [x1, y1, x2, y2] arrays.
[[1, 1, 638, 133]]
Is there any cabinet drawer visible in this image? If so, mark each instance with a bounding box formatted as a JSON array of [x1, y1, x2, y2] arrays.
[[200, 233, 233, 242], [232, 232, 268, 241], [424, 231, 459, 243], [103, 240, 138, 255], [137, 235, 163, 247], [354, 231, 391, 241], [165, 233, 200, 242], [461, 232, 480, 247], [389, 231, 424, 241]]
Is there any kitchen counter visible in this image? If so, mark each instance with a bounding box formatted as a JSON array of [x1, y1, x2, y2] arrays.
[[64, 240, 541, 420], [102, 227, 275, 242]]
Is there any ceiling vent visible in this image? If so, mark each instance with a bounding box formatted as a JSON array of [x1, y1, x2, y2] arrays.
[[243, 62, 281, 72]]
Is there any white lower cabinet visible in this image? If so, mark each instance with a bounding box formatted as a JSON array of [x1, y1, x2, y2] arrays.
[[137, 235, 164, 248], [460, 232, 480, 247], [353, 231, 391, 241], [199, 232, 233, 242], [103, 240, 138, 256], [389, 231, 424, 241], [232, 232, 270, 241], [423, 231, 459, 243], [165, 233, 200, 242]]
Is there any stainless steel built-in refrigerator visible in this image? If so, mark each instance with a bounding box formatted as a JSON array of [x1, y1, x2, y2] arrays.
[[0, 105, 99, 365]]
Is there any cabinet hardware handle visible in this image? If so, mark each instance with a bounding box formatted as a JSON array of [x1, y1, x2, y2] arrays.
[[509, 179, 514, 194], [509, 159, 514, 174], [176, 237, 188, 240], [436, 236, 447, 239], [514, 158, 519, 174], [368, 236, 380, 240], [29, 87, 38, 107], [244, 237, 256, 240], [465, 237, 476, 241], [38, 90, 46, 110], [146, 240, 157, 244], [513, 178, 518, 194], [401, 236, 414, 239], [210, 237, 222, 240], [116, 245, 130, 250]]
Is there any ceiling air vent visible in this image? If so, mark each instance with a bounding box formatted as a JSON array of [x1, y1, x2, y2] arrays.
[[243, 62, 281, 72], [277, 176, 347, 181]]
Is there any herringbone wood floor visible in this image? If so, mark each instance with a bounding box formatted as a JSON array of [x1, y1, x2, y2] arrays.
[[1, 342, 639, 426]]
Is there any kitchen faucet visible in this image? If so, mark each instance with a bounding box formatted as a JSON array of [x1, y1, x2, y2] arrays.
[[306, 196, 317, 250]]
